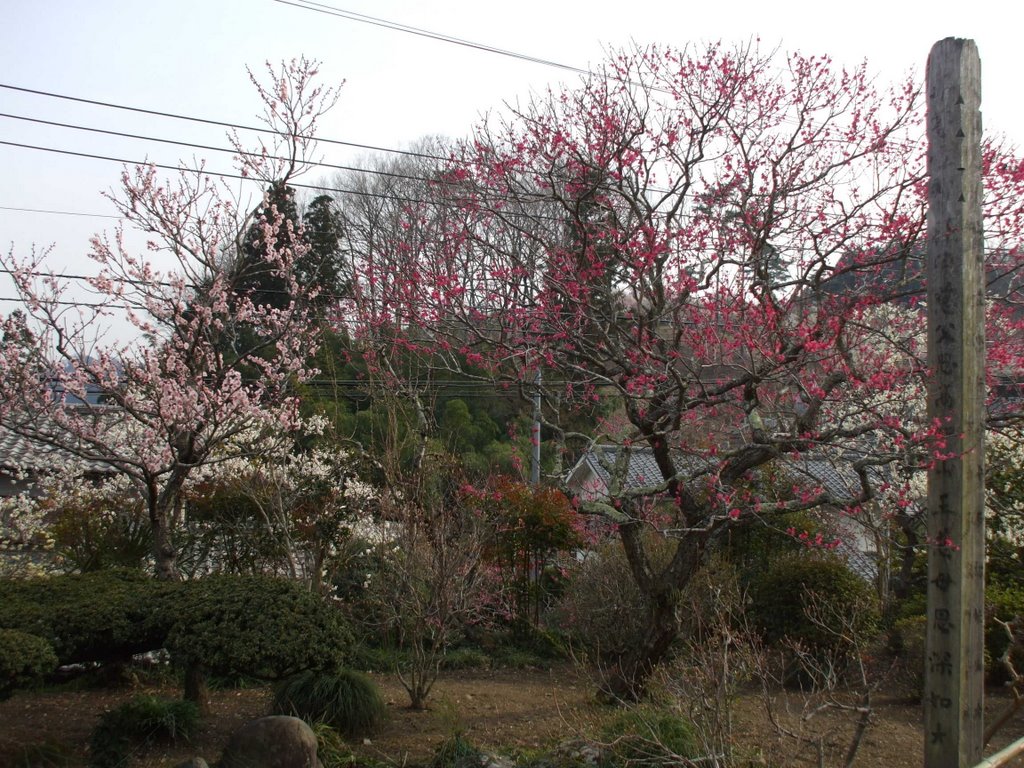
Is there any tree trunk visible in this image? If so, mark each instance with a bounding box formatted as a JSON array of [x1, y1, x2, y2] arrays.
[[149, 472, 185, 581], [183, 660, 211, 716], [598, 592, 682, 702], [598, 518, 709, 702], [150, 504, 180, 581]]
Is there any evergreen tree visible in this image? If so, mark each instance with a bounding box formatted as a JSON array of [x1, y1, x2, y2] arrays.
[[235, 182, 305, 310], [302, 194, 348, 305]]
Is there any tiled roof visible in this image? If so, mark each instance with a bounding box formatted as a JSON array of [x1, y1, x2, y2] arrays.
[[572, 445, 873, 504], [0, 425, 117, 475]]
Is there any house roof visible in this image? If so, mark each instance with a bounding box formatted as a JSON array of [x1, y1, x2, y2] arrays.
[[0, 424, 117, 476], [567, 444, 870, 504]]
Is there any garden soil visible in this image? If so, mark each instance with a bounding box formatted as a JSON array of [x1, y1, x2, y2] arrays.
[[2, 665, 1024, 766]]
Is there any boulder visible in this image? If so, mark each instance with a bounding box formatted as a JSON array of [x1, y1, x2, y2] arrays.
[[173, 759, 209, 768], [220, 716, 322, 768]]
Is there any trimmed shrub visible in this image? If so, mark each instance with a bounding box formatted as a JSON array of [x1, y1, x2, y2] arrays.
[[0, 569, 178, 666], [748, 555, 879, 653], [167, 573, 352, 680], [272, 668, 386, 738], [600, 706, 698, 767], [88, 695, 198, 768], [0, 629, 58, 699]]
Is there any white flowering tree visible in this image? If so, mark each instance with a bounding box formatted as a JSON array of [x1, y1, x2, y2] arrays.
[[183, 438, 380, 590], [0, 58, 339, 579]]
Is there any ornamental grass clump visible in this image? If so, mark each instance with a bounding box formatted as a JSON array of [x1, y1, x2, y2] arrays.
[[88, 694, 198, 768], [272, 668, 386, 738]]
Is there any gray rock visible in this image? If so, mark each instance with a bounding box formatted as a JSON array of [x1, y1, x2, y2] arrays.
[[173, 759, 209, 768], [220, 715, 322, 768], [552, 739, 602, 767], [480, 752, 515, 768]]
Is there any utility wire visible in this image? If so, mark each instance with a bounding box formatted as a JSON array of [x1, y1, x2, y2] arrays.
[[0, 111, 459, 188], [0, 138, 439, 207], [0, 205, 119, 219], [274, 0, 932, 152], [272, 0, 591, 76], [0, 82, 449, 163], [0, 81, 932, 211]]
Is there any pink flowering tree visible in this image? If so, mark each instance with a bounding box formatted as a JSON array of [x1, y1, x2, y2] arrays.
[[0, 58, 340, 580], [345, 43, 1024, 699]]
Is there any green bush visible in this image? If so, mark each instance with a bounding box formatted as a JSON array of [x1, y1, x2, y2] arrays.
[[723, 511, 824, 586], [0, 570, 178, 666], [500, 625, 569, 660], [0, 570, 353, 701], [748, 555, 879, 654], [490, 647, 552, 670], [272, 669, 386, 738], [88, 695, 198, 768], [167, 574, 353, 680], [600, 706, 698, 767], [348, 643, 410, 673], [49, 490, 151, 573], [985, 584, 1024, 683], [0, 629, 58, 699]]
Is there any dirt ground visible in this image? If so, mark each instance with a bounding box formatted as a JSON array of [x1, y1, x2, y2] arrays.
[[3, 665, 1024, 767]]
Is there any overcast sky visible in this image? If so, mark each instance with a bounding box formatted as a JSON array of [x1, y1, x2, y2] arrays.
[[1, 0, 1020, 309]]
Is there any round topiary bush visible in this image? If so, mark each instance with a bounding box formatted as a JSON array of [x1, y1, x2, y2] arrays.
[[166, 573, 353, 680], [748, 554, 878, 662], [0, 628, 58, 700], [272, 668, 386, 738]]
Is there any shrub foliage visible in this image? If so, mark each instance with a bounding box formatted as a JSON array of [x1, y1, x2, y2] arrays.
[[0, 569, 176, 665], [166, 573, 352, 679], [0, 628, 58, 699], [748, 555, 878, 653], [0, 571, 352, 690]]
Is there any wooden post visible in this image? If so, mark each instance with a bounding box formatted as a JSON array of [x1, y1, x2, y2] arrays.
[[924, 37, 986, 768]]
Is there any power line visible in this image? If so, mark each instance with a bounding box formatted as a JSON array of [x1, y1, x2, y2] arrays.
[[0, 138, 441, 207], [0, 80, 931, 211], [0, 82, 449, 163], [0, 111, 462, 189], [272, 0, 590, 76], [0, 296, 118, 309], [0, 205, 119, 219]]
